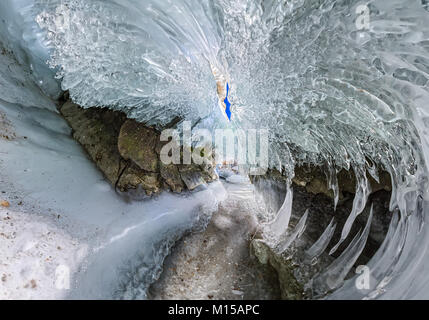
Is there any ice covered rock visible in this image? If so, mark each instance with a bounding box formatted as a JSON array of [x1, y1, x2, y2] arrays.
[[117, 164, 161, 196]]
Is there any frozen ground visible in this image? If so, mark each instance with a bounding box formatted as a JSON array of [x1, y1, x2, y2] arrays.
[[0, 206, 87, 299], [0, 102, 227, 299], [149, 176, 281, 300]]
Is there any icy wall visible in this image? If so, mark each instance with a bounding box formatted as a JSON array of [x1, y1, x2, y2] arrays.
[[0, 1, 226, 299], [0, 0, 61, 98], [33, 0, 428, 176]]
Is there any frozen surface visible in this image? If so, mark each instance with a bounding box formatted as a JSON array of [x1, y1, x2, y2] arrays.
[[149, 179, 281, 300], [2, 0, 429, 299], [0, 42, 226, 299], [0, 0, 61, 98], [0, 207, 87, 299]]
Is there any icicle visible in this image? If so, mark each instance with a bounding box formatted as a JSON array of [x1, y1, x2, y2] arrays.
[[329, 167, 371, 255], [265, 183, 293, 239], [326, 164, 340, 210], [365, 211, 408, 292], [388, 169, 398, 212], [305, 217, 337, 261], [326, 211, 406, 300], [297, 209, 309, 238], [366, 158, 380, 184], [416, 195, 424, 233], [275, 209, 309, 254], [313, 205, 373, 295]]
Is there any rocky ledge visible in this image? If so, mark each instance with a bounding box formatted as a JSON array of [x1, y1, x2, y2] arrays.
[[256, 166, 391, 200], [59, 101, 217, 197]]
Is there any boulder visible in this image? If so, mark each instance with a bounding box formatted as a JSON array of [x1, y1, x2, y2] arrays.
[[118, 119, 159, 173], [117, 163, 161, 196], [60, 101, 126, 186]]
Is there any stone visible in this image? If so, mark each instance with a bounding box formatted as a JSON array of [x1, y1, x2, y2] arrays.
[[60, 102, 162, 196], [178, 165, 207, 190], [160, 162, 185, 193], [0, 200, 10, 208], [60, 101, 126, 186], [0, 110, 16, 141], [256, 165, 392, 199], [117, 163, 161, 196], [250, 172, 393, 299], [59, 101, 217, 196], [251, 239, 304, 300], [118, 119, 159, 173], [149, 181, 281, 300]]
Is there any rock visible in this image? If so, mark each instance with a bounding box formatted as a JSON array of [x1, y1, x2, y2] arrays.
[[59, 101, 217, 196], [60, 101, 126, 186], [226, 174, 250, 184], [255, 165, 392, 199], [0, 200, 10, 208], [60, 101, 163, 196], [30, 279, 37, 289], [251, 239, 304, 300], [178, 165, 207, 190], [118, 119, 159, 173], [199, 163, 218, 183], [250, 172, 393, 299], [305, 175, 334, 198], [117, 164, 161, 196], [337, 169, 392, 194], [0, 110, 16, 141], [160, 163, 184, 193]]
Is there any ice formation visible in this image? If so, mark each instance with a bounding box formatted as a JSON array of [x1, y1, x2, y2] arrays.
[[1, 0, 429, 299], [0, 20, 227, 299]]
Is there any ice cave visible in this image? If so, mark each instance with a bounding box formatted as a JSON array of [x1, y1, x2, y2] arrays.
[[1, 0, 429, 301]]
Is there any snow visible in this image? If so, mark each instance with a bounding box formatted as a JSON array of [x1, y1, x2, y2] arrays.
[[0, 39, 227, 299], [0, 207, 87, 299]]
